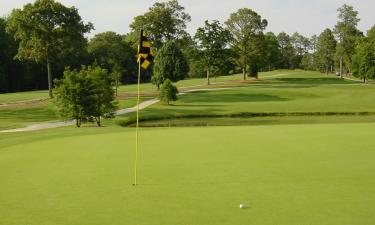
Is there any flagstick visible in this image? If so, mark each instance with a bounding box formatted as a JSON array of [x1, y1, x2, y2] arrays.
[[134, 60, 141, 186]]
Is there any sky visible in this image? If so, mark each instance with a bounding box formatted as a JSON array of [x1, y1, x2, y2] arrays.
[[1, 0, 374, 38]]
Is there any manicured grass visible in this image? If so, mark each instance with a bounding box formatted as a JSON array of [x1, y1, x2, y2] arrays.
[[0, 90, 48, 103], [138, 115, 375, 127], [0, 102, 59, 130], [1, 123, 375, 225], [117, 71, 375, 125], [0, 98, 150, 131]]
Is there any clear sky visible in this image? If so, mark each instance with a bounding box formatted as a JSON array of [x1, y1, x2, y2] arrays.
[[1, 0, 374, 38]]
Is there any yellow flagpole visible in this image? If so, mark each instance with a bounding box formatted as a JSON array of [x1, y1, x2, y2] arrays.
[[134, 59, 141, 186]]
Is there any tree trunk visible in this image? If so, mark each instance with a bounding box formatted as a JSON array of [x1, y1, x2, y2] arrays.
[[242, 66, 246, 80], [76, 118, 81, 127], [364, 77, 367, 84], [207, 69, 210, 85], [326, 64, 329, 75], [96, 117, 101, 127], [47, 60, 53, 98], [340, 56, 343, 78]]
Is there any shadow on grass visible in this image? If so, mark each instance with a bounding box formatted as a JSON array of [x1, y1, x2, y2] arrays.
[[274, 77, 356, 85], [178, 93, 290, 103]]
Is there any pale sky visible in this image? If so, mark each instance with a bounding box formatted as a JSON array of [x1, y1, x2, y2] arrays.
[[1, 0, 374, 38]]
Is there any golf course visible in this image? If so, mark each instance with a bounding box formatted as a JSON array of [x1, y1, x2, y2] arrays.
[[1, 0, 375, 224], [1, 70, 375, 225]]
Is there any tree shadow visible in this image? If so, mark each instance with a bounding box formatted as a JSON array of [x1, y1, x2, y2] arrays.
[[273, 77, 355, 85], [178, 92, 290, 103]]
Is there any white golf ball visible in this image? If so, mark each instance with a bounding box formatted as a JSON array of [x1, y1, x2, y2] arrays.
[[239, 204, 245, 209]]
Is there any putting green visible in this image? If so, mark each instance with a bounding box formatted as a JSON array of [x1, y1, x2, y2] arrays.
[[1, 123, 375, 225]]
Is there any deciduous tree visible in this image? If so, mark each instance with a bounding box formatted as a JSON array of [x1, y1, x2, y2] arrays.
[[194, 20, 232, 85], [6, 0, 93, 98], [54, 66, 118, 127], [130, 0, 191, 49]]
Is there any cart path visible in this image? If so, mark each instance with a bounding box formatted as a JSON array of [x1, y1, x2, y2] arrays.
[[0, 88, 234, 133]]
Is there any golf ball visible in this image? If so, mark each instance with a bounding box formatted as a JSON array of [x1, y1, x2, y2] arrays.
[[239, 204, 245, 209]]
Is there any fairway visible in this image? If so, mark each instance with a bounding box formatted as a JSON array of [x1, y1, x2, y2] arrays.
[[1, 123, 375, 225]]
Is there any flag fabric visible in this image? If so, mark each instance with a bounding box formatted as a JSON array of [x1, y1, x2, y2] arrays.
[[137, 30, 154, 70]]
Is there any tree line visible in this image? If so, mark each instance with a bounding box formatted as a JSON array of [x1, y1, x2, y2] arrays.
[[1, 0, 374, 95]]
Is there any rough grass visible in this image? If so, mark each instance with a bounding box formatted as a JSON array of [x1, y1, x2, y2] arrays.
[[1, 123, 375, 225]]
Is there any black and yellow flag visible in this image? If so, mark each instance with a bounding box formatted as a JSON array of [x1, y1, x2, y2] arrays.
[[137, 30, 154, 70]]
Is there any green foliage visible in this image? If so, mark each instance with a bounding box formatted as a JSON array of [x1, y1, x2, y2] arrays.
[[334, 4, 362, 73], [263, 32, 282, 70], [88, 31, 137, 90], [290, 32, 311, 68], [225, 8, 268, 79], [6, 0, 93, 97], [158, 79, 178, 105], [277, 32, 296, 69], [54, 66, 118, 127], [316, 29, 337, 74], [130, 0, 191, 49], [352, 26, 375, 82], [194, 20, 232, 84], [152, 41, 188, 88]]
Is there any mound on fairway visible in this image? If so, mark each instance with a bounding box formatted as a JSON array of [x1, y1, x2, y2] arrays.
[[1, 123, 375, 225]]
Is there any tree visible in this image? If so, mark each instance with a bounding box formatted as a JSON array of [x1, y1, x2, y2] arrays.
[[225, 8, 267, 80], [0, 17, 45, 93], [290, 32, 310, 68], [334, 4, 362, 75], [352, 26, 375, 83], [88, 32, 137, 95], [194, 20, 232, 85], [6, 0, 93, 98], [277, 32, 295, 69], [264, 32, 282, 71], [130, 0, 191, 49], [159, 79, 178, 105], [316, 29, 337, 74], [54, 66, 118, 127], [152, 41, 188, 89]]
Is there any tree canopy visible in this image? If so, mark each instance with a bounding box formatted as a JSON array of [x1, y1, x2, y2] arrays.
[[130, 0, 191, 49], [316, 29, 337, 74], [194, 20, 232, 85], [352, 26, 375, 83], [6, 0, 93, 98], [225, 8, 267, 80], [152, 41, 188, 89], [54, 66, 118, 127], [334, 4, 362, 74]]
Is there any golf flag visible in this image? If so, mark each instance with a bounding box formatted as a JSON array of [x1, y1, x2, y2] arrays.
[[137, 30, 154, 70], [134, 29, 155, 186]]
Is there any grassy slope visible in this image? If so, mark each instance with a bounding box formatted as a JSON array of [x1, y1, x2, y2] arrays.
[[118, 71, 375, 125], [0, 70, 298, 130], [0, 123, 375, 225]]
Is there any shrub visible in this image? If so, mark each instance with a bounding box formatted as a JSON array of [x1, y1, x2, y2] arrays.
[[159, 79, 178, 105]]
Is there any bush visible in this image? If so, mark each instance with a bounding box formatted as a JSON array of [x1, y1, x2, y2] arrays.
[[54, 66, 118, 127], [159, 79, 178, 105]]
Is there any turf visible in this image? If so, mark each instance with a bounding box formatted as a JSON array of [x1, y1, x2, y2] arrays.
[[117, 71, 375, 126], [1, 123, 375, 225], [0, 98, 149, 130]]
